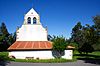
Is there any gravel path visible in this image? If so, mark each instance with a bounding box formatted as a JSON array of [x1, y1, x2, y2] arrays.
[[0, 60, 100, 66]]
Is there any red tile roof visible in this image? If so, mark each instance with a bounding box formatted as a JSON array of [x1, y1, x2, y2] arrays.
[[8, 41, 52, 50]]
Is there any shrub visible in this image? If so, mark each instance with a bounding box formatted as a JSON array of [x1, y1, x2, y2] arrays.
[[0, 52, 10, 61], [51, 36, 68, 58]]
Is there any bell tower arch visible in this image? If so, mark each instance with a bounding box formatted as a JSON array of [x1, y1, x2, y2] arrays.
[[23, 8, 40, 25]]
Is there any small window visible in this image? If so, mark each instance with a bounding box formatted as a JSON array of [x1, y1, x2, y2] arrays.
[[27, 17, 31, 24], [33, 17, 37, 24]]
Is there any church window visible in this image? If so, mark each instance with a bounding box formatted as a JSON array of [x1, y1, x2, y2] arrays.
[[27, 17, 31, 24], [33, 17, 37, 24]]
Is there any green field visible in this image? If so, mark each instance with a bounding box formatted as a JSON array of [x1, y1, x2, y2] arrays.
[[73, 50, 100, 60], [13, 58, 72, 63]]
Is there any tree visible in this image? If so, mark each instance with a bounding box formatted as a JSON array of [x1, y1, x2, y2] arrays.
[[0, 22, 15, 51], [78, 24, 95, 54], [71, 22, 83, 48], [0, 22, 10, 51], [12, 32, 16, 42], [71, 22, 95, 54], [51, 36, 67, 58], [78, 42, 94, 54], [8, 33, 15, 45], [0, 22, 9, 36], [93, 15, 100, 31], [92, 15, 100, 50]]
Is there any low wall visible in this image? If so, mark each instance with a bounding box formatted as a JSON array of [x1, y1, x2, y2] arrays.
[[62, 50, 73, 59], [9, 51, 54, 59], [9, 50, 73, 59]]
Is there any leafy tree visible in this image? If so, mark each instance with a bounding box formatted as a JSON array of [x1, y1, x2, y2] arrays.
[[93, 15, 100, 31], [0, 22, 9, 51], [71, 22, 83, 48], [78, 24, 95, 54], [8, 33, 15, 45], [71, 22, 95, 54], [0, 22, 15, 51], [78, 42, 94, 54], [92, 15, 100, 50], [0, 22, 9, 36], [12, 31, 16, 42], [51, 36, 67, 58]]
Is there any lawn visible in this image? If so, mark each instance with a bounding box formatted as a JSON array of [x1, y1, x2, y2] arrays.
[[73, 50, 100, 60], [13, 58, 73, 63]]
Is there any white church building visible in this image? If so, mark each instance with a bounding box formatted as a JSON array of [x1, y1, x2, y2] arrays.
[[8, 8, 73, 59]]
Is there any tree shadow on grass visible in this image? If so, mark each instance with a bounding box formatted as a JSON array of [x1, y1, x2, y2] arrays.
[[74, 54, 100, 65]]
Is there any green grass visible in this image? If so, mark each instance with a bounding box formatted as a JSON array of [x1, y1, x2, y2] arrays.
[[12, 58, 73, 63], [90, 51, 100, 55], [73, 50, 100, 60]]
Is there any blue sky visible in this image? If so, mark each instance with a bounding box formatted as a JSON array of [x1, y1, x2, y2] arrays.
[[0, 0, 100, 39]]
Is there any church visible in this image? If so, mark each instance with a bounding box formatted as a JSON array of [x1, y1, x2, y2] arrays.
[[8, 8, 73, 59]]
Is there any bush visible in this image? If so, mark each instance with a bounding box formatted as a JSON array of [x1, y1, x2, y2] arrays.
[[0, 52, 10, 61], [51, 36, 68, 58]]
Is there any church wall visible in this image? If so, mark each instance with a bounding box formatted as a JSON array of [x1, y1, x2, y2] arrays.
[[16, 25, 47, 41], [9, 51, 54, 59], [62, 50, 73, 59], [9, 50, 73, 59]]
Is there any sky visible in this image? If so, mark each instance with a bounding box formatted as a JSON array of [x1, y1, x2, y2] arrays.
[[0, 0, 100, 39]]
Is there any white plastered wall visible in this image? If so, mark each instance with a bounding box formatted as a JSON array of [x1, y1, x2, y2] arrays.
[[9, 50, 73, 59], [9, 51, 54, 59], [16, 8, 47, 41], [62, 50, 73, 59], [16, 25, 47, 41]]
